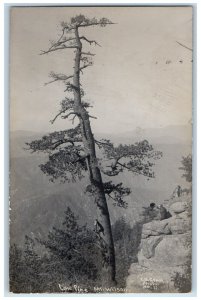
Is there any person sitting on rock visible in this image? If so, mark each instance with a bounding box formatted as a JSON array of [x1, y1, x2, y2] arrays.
[[150, 202, 156, 210], [141, 203, 157, 222], [148, 202, 160, 220], [158, 204, 172, 220], [158, 204, 167, 220], [141, 203, 171, 223]]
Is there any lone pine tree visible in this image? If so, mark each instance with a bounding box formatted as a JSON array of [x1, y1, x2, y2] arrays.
[[27, 15, 162, 286]]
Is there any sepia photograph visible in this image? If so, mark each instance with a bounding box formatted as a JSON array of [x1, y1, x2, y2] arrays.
[[9, 5, 193, 294]]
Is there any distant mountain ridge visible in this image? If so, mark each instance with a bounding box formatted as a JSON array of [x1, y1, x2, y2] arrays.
[[10, 124, 191, 157], [95, 124, 192, 145]]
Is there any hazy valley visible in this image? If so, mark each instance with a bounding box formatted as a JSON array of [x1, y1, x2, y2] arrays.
[[9, 125, 191, 246]]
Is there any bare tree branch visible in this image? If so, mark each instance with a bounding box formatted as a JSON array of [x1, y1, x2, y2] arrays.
[[80, 36, 101, 47], [44, 78, 60, 86], [48, 34, 75, 51], [40, 45, 78, 55], [45, 73, 74, 86], [40, 17, 115, 56], [50, 109, 68, 124], [88, 115, 97, 119], [54, 37, 76, 47], [176, 41, 193, 51], [79, 63, 93, 73], [71, 114, 77, 124], [47, 28, 66, 52], [81, 51, 96, 56], [61, 112, 80, 120]]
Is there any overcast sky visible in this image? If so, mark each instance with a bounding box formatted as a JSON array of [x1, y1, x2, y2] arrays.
[[10, 6, 192, 134]]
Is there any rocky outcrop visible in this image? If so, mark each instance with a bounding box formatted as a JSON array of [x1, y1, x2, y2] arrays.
[[126, 195, 192, 293]]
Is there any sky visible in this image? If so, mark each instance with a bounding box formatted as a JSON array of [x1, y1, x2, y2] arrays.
[[9, 6, 192, 135]]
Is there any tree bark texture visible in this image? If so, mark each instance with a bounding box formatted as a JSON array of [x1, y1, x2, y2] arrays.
[[72, 27, 116, 286]]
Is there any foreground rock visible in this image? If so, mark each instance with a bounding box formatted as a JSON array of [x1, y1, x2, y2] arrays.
[[126, 195, 192, 293]]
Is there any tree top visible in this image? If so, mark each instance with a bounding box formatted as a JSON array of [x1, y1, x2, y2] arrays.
[[60, 15, 115, 30]]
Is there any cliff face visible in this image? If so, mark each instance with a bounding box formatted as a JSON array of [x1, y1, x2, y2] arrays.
[[126, 194, 192, 293]]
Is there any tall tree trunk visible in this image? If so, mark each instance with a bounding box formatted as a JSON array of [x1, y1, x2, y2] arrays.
[[72, 26, 116, 286]]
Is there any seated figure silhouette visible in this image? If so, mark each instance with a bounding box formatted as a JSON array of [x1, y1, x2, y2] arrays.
[[141, 202, 171, 222], [158, 204, 171, 220]]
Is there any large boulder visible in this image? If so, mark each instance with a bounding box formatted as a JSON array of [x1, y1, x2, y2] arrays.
[[168, 215, 191, 234], [138, 234, 191, 269], [127, 233, 191, 293], [141, 219, 171, 239], [169, 201, 188, 215]]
